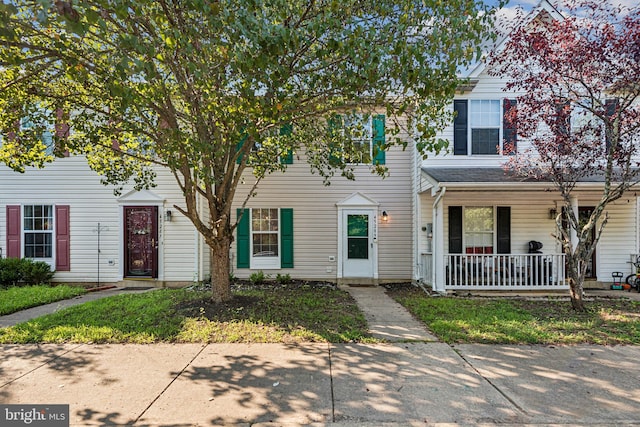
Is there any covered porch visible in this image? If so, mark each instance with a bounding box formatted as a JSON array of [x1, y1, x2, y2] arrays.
[[417, 167, 637, 292]]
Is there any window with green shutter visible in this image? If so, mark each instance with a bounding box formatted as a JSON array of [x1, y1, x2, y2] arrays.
[[236, 207, 294, 269], [327, 114, 385, 165]]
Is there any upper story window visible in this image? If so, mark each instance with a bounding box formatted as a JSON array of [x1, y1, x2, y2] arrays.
[[470, 100, 501, 155], [453, 99, 517, 156], [20, 117, 55, 156], [343, 114, 373, 164], [329, 114, 386, 165], [1, 107, 69, 157]]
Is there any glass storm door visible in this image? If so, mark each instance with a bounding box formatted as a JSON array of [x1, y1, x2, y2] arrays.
[[124, 206, 158, 278], [342, 210, 375, 278]]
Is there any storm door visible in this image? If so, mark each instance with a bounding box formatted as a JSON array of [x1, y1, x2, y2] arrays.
[[124, 206, 158, 278], [342, 209, 375, 278]]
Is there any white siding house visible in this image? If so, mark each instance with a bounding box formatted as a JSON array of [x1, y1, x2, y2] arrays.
[[417, 0, 639, 292], [1, 115, 417, 287]]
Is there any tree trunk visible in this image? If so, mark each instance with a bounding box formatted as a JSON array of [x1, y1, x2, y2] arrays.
[[210, 235, 232, 303], [567, 276, 586, 312]]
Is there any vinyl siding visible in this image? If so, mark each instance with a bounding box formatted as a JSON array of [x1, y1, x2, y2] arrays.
[[231, 130, 415, 282], [0, 155, 202, 284], [419, 190, 638, 283]]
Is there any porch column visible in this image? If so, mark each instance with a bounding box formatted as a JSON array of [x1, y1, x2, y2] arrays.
[[570, 196, 579, 250], [433, 195, 446, 292]]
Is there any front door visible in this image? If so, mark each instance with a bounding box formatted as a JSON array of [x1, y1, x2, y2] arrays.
[[124, 206, 158, 278], [342, 210, 375, 278]]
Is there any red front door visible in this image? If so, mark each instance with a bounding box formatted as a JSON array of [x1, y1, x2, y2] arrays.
[[124, 206, 158, 278]]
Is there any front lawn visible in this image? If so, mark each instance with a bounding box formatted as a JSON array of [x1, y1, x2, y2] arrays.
[[0, 283, 371, 343], [387, 285, 640, 345], [0, 285, 87, 316]]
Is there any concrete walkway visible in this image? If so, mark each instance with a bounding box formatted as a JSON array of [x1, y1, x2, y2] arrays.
[[340, 285, 438, 342], [1, 285, 640, 426]]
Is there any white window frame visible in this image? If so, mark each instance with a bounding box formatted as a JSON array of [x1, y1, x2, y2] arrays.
[[463, 206, 495, 254], [20, 110, 56, 156], [22, 204, 56, 266], [250, 208, 281, 269], [343, 114, 373, 164], [469, 99, 502, 156]]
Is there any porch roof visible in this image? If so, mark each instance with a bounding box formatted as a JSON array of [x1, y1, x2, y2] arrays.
[[420, 167, 615, 192]]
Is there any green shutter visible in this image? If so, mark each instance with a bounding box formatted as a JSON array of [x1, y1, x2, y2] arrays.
[[372, 114, 385, 165], [236, 208, 250, 268], [280, 208, 294, 268], [236, 133, 248, 165], [327, 114, 343, 166], [280, 123, 293, 164]]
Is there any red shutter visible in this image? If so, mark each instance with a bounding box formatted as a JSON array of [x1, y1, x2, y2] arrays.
[[55, 205, 70, 271], [6, 205, 21, 258], [55, 108, 70, 157]]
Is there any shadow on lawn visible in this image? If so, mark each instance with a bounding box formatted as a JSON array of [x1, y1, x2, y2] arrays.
[[0, 285, 370, 344]]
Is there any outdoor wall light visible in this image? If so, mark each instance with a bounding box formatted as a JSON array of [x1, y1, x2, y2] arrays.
[[548, 208, 557, 220], [165, 209, 172, 222], [382, 211, 389, 222]]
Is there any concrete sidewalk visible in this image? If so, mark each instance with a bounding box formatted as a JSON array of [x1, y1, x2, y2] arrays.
[[1, 286, 640, 425], [1, 343, 639, 426]]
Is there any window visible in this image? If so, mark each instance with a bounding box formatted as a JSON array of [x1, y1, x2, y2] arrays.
[[236, 124, 293, 165], [236, 208, 293, 269], [453, 99, 517, 156], [470, 100, 501, 155], [5, 204, 70, 270], [20, 114, 55, 156], [252, 208, 279, 259], [449, 206, 510, 255], [329, 114, 385, 165], [464, 207, 494, 254], [23, 205, 54, 258], [344, 115, 373, 164]]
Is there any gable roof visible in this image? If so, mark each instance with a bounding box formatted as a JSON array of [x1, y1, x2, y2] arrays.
[[464, 0, 565, 79]]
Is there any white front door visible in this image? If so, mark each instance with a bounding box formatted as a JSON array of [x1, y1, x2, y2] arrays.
[[342, 209, 375, 278]]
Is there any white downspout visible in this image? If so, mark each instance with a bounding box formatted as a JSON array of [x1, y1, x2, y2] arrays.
[[432, 186, 447, 293], [193, 193, 201, 284]]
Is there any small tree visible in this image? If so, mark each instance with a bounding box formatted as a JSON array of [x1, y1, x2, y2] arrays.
[[490, 0, 640, 310], [0, 0, 500, 302]]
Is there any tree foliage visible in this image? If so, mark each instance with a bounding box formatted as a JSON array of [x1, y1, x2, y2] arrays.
[[489, 0, 640, 310], [0, 0, 499, 301]]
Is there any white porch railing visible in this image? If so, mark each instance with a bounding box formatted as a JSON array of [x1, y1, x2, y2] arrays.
[[445, 253, 566, 290]]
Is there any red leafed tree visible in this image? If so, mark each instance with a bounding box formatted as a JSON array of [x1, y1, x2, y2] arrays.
[[489, 0, 640, 310]]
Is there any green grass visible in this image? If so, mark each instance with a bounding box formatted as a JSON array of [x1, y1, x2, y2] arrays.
[[0, 285, 371, 344], [388, 287, 640, 345], [0, 285, 87, 316]]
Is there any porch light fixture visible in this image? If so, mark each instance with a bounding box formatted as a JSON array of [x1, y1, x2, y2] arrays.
[[165, 209, 172, 222], [381, 211, 388, 222], [548, 208, 557, 220]]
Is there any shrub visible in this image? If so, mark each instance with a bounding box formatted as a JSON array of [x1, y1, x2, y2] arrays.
[[249, 270, 269, 285], [276, 273, 292, 285], [21, 260, 54, 285], [0, 258, 24, 288], [0, 258, 54, 288]]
